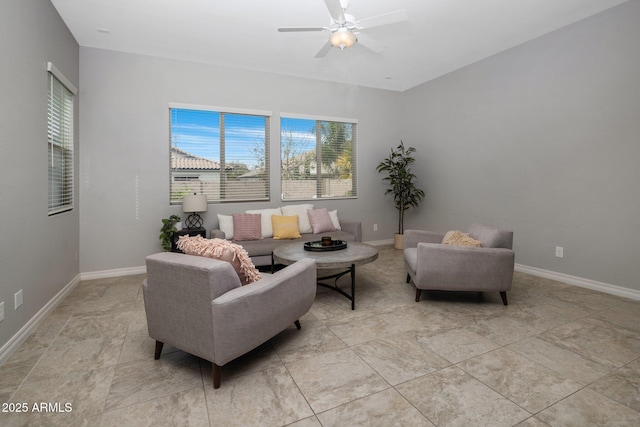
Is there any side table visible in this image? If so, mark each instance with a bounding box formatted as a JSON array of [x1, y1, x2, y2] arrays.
[[171, 228, 206, 252]]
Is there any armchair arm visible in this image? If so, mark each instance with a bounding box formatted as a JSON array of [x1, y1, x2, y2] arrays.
[[415, 243, 515, 292], [404, 229, 446, 249], [339, 220, 362, 242], [211, 258, 317, 365]]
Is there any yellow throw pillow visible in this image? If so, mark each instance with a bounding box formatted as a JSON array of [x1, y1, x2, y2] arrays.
[[442, 230, 483, 247], [272, 215, 301, 239]]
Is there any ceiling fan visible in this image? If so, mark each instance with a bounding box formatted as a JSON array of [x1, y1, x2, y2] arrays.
[[277, 0, 408, 58]]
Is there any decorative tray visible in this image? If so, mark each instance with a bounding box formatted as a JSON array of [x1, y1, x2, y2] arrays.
[[304, 240, 348, 252]]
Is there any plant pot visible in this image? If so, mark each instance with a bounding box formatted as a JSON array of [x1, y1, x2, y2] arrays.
[[394, 233, 404, 250]]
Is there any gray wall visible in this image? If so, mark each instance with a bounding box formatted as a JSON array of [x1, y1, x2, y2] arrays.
[[400, 1, 640, 292], [0, 1, 79, 347], [78, 48, 402, 273]]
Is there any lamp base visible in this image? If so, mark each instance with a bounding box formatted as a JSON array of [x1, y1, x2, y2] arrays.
[[185, 213, 203, 229]]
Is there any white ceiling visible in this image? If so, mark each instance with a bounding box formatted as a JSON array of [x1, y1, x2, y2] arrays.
[[50, 0, 628, 92]]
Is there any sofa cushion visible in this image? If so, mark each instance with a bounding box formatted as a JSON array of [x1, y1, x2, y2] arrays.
[[272, 215, 302, 239], [245, 208, 282, 238], [232, 213, 262, 241], [308, 208, 337, 234], [176, 235, 261, 285], [442, 230, 483, 247], [281, 204, 313, 234], [217, 214, 234, 239]]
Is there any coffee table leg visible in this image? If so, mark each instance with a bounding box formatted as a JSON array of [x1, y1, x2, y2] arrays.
[[351, 264, 355, 310], [317, 266, 356, 310]]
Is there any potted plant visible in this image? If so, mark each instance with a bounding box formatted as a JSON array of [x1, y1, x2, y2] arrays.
[[376, 141, 425, 249], [159, 214, 182, 251]]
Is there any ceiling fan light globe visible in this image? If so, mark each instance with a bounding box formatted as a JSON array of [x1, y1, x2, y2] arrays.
[[330, 28, 356, 49]]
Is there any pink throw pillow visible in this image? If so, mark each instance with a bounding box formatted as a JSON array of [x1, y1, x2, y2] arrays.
[[307, 208, 337, 234], [232, 213, 262, 241], [176, 236, 262, 285]]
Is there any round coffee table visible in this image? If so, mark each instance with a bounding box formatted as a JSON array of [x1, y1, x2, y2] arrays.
[[272, 242, 378, 310]]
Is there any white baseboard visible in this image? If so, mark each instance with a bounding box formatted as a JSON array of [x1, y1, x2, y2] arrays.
[[365, 239, 394, 246], [80, 265, 146, 281], [0, 274, 81, 365], [515, 263, 640, 301]]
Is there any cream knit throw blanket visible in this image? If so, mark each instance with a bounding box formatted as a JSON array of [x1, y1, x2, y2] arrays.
[[441, 230, 483, 247], [176, 235, 262, 285]]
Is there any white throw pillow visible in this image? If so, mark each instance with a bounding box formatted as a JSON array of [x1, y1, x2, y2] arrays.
[[245, 208, 282, 238], [281, 204, 314, 234], [328, 210, 342, 230], [217, 214, 234, 240]]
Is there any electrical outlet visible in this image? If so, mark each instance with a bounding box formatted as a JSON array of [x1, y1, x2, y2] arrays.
[[555, 246, 564, 258], [15, 289, 23, 310], [373, 224, 378, 232], [0, 301, 4, 322]]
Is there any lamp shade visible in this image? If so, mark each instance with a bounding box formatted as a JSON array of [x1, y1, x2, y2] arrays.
[[182, 193, 208, 213], [330, 28, 357, 49]]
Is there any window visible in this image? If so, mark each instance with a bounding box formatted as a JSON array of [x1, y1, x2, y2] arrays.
[[281, 115, 357, 201], [47, 63, 76, 215], [169, 105, 271, 203]]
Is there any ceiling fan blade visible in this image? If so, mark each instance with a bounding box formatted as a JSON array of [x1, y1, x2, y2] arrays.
[[358, 9, 408, 29], [323, 0, 345, 24], [315, 40, 333, 58], [355, 33, 384, 53], [278, 27, 326, 32]]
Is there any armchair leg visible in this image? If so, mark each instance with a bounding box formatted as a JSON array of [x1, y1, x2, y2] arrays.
[[406, 273, 411, 284], [415, 289, 422, 302], [213, 363, 221, 389], [500, 291, 508, 306], [154, 341, 164, 360], [294, 320, 301, 330]]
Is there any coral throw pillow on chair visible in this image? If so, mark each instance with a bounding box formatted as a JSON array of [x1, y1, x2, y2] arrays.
[[176, 235, 262, 285]]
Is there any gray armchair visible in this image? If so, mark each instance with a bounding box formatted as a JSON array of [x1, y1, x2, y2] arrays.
[[404, 223, 515, 305], [143, 252, 316, 388]]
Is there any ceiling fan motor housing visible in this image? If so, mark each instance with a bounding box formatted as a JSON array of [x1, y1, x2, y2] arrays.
[[330, 27, 357, 49]]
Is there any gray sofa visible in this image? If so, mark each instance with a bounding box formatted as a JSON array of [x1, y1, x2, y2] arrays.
[[143, 252, 317, 388], [211, 220, 362, 267], [404, 223, 515, 305]]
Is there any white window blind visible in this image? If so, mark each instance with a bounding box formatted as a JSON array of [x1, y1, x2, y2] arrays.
[[170, 107, 270, 203], [47, 68, 75, 215], [281, 116, 357, 201]]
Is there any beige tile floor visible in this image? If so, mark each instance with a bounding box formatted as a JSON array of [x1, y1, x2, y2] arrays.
[[2, 246, 640, 426]]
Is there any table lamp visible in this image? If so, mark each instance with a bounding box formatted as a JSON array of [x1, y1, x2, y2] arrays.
[[182, 193, 207, 229]]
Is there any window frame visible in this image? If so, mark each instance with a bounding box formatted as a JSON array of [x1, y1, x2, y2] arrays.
[[168, 103, 272, 205], [280, 113, 358, 202], [47, 62, 77, 216]]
